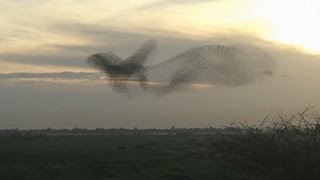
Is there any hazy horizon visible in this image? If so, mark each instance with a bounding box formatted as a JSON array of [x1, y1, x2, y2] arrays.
[[1, 0, 320, 129]]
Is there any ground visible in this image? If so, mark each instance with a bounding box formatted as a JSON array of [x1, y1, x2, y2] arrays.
[[0, 133, 242, 180]]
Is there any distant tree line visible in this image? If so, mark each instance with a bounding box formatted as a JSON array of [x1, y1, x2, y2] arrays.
[[0, 127, 224, 137]]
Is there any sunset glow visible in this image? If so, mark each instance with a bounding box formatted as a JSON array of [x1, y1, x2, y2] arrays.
[[0, 0, 319, 74], [248, 0, 320, 54]]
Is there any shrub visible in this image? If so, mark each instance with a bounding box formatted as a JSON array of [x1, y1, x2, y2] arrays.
[[207, 107, 320, 180]]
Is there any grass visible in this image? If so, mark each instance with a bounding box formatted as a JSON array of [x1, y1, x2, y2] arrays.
[[0, 133, 239, 180]]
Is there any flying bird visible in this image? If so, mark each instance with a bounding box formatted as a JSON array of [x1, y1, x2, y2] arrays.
[[87, 40, 276, 95], [87, 39, 156, 91]]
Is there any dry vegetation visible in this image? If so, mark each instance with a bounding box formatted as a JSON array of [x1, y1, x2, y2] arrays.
[[207, 107, 320, 179]]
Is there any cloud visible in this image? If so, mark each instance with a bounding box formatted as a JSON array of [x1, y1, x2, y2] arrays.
[[0, 21, 232, 70], [138, 0, 219, 10], [51, 22, 190, 44], [0, 53, 88, 68], [0, 72, 102, 80]]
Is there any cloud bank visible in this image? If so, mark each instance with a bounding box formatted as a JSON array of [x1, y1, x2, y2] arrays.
[[0, 72, 102, 80]]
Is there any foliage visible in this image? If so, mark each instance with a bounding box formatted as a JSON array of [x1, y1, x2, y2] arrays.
[[207, 107, 320, 179]]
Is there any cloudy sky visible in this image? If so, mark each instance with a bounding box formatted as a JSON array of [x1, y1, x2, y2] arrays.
[[1, 0, 320, 129]]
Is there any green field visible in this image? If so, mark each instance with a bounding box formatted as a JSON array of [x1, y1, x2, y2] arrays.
[[0, 133, 241, 180]]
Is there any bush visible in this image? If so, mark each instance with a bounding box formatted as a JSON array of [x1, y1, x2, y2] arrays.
[[207, 107, 320, 180]]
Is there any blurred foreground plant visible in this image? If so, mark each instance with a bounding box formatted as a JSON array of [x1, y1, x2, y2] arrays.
[[207, 107, 320, 179]]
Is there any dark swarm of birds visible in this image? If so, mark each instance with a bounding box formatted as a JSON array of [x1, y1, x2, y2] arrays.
[[87, 39, 276, 95]]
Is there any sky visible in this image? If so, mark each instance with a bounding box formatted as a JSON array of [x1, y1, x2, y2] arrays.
[[1, 0, 320, 129]]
